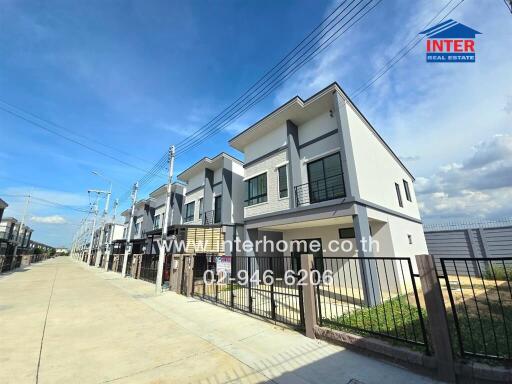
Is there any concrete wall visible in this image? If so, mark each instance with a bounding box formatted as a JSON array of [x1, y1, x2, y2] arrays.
[[425, 225, 512, 274]]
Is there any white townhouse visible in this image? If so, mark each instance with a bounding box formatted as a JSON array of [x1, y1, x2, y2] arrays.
[[176, 152, 245, 250], [144, 182, 185, 255], [229, 82, 428, 265]]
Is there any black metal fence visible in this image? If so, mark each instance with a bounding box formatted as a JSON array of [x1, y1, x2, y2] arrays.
[[139, 254, 158, 283], [439, 257, 512, 360], [115, 255, 124, 273], [314, 256, 429, 350], [192, 255, 304, 328]]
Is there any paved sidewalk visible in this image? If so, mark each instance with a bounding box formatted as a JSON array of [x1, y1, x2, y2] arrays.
[[0, 257, 441, 384]]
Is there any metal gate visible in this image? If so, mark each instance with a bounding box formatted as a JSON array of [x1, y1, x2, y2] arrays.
[[116, 255, 124, 273], [139, 254, 158, 283], [439, 257, 512, 360], [192, 255, 304, 329]]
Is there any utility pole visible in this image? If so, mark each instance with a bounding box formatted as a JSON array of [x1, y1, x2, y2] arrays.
[[104, 198, 119, 271], [121, 182, 138, 277], [12, 193, 31, 266], [86, 192, 100, 265], [156, 145, 175, 292], [94, 184, 112, 267]]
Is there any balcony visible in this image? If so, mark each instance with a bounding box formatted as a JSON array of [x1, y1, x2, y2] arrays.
[[294, 174, 346, 207], [202, 210, 221, 225]]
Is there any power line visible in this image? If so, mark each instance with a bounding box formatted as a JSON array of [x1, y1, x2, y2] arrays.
[[1, 193, 89, 213], [0, 103, 160, 175], [0, 99, 155, 167], [175, 0, 381, 157], [112, 0, 383, 207]]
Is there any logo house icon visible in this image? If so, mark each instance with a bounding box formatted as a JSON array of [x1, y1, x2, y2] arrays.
[[419, 19, 481, 63]]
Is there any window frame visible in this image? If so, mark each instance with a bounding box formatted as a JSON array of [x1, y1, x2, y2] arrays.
[[395, 182, 403, 208], [184, 201, 195, 222], [153, 214, 161, 230], [214, 195, 222, 223], [403, 179, 412, 202], [277, 165, 288, 199], [198, 198, 204, 221], [245, 173, 268, 206]]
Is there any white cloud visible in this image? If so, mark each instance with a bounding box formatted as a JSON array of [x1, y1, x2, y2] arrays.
[[30, 215, 67, 224], [416, 134, 512, 221]]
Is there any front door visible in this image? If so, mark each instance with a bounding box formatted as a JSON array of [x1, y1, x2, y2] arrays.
[[291, 238, 323, 273]]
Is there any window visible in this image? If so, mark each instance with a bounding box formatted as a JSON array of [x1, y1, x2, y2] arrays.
[[338, 227, 356, 239], [134, 222, 141, 236], [185, 202, 195, 222], [277, 165, 288, 198], [395, 183, 403, 207], [245, 173, 267, 206], [307, 153, 344, 203], [214, 195, 222, 223], [408, 234, 413, 244], [199, 198, 204, 221], [153, 214, 161, 229], [403, 179, 412, 202]]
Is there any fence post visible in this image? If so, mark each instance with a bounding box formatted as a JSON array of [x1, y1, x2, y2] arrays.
[[300, 253, 317, 339], [185, 255, 195, 296], [415, 254, 456, 383]]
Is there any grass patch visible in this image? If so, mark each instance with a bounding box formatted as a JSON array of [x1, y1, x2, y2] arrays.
[[448, 301, 512, 359], [322, 296, 428, 349], [483, 265, 512, 281]]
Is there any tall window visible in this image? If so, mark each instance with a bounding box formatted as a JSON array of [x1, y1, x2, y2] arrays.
[[153, 214, 161, 230], [307, 153, 344, 203], [395, 183, 403, 207], [198, 198, 204, 221], [277, 165, 288, 198], [403, 179, 412, 202], [185, 202, 195, 222], [214, 195, 222, 223], [246, 173, 267, 206]]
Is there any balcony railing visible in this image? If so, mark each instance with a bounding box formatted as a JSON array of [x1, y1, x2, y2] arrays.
[[294, 174, 346, 207], [202, 210, 221, 225]]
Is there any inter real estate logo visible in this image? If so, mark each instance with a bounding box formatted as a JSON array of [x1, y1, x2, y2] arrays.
[[419, 19, 481, 63]]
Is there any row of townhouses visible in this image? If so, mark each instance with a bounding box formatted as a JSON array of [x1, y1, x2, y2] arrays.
[[74, 82, 427, 291], [0, 198, 56, 272]]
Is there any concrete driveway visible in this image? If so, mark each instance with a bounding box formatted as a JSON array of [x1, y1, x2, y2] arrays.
[[0, 257, 440, 384]]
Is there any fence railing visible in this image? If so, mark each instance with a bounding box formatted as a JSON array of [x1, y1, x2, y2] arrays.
[[192, 255, 304, 328], [139, 254, 158, 283], [439, 257, 512, 360], [294, 174, 346, 207], [314, 256, 429, 350]]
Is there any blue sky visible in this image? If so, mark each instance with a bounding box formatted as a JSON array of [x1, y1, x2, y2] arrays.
[[1, 0, 511, 247]]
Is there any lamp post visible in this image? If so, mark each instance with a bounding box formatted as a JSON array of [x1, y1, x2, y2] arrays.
[[92, 171, 112, 268]]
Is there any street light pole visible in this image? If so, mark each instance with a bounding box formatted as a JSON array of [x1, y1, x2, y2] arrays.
[[156, 145, 175, 292], [86, 192, 100, 265], [104, 198, 119, 271], [94, 182, 112, 267], [121, 182, 138, 277]]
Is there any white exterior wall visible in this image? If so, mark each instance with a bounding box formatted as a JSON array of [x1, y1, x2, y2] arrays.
[[245, 124, 287, 163], [231, 161, 245, 223], [298, 111, 337, 145], [183, 188, 204, 225], [281, 225, 355, 258], [213, 167, 222, 184], [186, 172, 204, 191], [346, 103, 421, 220], [244, 149, 290, 218]]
